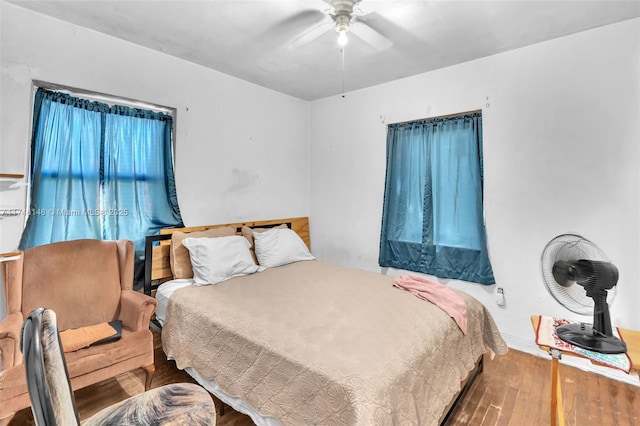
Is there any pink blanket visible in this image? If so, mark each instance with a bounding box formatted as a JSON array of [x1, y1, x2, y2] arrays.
[[393, 275, 468, 335]]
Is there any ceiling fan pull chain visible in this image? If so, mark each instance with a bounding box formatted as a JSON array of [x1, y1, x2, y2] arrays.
[[341, 47, 345, 96]]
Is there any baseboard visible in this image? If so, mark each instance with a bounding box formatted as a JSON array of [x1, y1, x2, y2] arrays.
[[501, 332, 640, 387]]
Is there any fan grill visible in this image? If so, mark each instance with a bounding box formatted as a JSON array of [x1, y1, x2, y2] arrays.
[[540, 234, 616, 315]]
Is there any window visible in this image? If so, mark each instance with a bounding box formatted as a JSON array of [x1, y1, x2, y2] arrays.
[[20, 88, 183, 284], [379, 112, 494, 284]]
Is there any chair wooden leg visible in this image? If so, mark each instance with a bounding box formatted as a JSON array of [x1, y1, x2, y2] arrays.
[[143, 364, 155, 391]]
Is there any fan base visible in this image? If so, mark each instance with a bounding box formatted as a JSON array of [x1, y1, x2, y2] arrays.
[[556, 324, 627, 354]]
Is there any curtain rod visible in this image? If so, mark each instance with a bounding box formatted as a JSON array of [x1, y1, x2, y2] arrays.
[[389, 109, 482, 126], [32, 80, 175, 114]]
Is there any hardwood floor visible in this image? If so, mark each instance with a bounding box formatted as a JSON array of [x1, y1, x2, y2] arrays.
[[10, 331, 640, 425]]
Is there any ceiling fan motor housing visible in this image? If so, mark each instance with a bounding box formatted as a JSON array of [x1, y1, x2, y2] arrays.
[[335, 14, 350, 33], [330, 0, 360, 32], [330, 0, 361, 15]]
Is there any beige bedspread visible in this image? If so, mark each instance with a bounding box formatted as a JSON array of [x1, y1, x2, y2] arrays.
[[162, 260, 507, 425]]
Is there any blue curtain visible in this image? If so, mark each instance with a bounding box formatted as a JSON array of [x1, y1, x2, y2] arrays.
[[20, 88, 183, 256], [379, 112, 495, 284], [102, 105, 182, 251], [19, 90, 105, 248]]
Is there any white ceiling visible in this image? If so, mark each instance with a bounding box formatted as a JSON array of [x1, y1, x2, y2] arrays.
[[8, 0, 640, 100]]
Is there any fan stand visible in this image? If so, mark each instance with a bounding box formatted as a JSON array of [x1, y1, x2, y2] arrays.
[[556, 295, 627, 354], [556, 323, 627, 354]]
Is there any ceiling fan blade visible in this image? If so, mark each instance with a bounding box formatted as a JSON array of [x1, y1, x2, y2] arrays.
[[352, 1, 373, 17], [290, 20, 333, 48], [351, 21, 392, 51], [257, 2, 331, 49], [278, 8, 327, 27], [265, 6, 328, 40]]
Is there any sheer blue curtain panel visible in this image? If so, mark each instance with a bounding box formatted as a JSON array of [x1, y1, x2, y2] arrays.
[[20, 90, 105, 248], [103, 105, 182, 252]]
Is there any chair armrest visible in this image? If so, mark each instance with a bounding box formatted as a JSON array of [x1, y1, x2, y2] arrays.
[[119, 290, 158, 331], [0, 311, 24, 370]]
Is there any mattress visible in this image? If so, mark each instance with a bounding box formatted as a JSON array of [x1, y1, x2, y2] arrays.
[[155, 279, 193, 326], [161, 260, 507, 425]]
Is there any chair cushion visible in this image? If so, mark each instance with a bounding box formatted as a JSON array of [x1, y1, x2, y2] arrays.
[[64, 328, 152, 378], [60, 321, 121, 352]]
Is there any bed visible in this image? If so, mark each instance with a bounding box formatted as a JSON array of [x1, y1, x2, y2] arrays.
[[144, 217, 507, 425]]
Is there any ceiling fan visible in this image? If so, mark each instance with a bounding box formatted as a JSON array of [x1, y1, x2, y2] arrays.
[[289, 0, 392, 50]]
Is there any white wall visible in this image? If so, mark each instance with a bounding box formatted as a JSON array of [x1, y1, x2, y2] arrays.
[[309, 18, 640, 374], [0, 3, 310, 316]]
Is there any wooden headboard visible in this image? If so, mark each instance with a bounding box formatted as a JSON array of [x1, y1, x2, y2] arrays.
[[143, 216, 310, 295]]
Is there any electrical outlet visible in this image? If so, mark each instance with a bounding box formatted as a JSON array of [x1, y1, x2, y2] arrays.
[[496, 287, 505, 306]]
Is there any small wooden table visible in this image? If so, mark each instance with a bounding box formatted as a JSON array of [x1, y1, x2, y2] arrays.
[[531, 316, 640, 426]]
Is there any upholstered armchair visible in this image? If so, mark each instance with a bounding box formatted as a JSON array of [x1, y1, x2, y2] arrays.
[[21, 308, 215, 425], [0, 239, 158, 423]]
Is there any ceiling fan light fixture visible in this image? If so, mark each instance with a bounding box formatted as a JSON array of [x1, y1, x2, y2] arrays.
[[337, 29, 349, 46], [335, 14, 350, 47]]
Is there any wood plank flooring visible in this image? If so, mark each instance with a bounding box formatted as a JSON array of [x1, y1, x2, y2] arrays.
[[10, 330, 640, 425]]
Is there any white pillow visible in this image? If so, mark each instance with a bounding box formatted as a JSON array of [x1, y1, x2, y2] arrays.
[[254, 228, 315, 268], [182, 236, 265, 285]]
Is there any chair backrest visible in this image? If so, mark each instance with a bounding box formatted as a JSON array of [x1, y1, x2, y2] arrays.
[[21, 307, 80, 426], [20, 239, 133, 330]]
